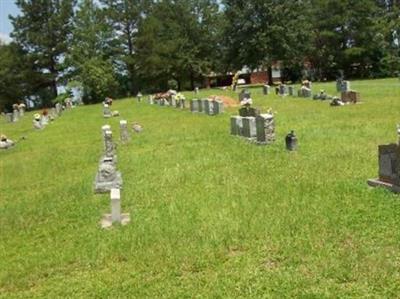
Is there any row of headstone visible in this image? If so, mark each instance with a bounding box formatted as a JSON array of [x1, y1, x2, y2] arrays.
[[3, 104, 26, 123], [230, 112, 275, 145], [33, 105, 63, 130], [148, 95, 186, 109], [190, 99, 224, 115], [93, 125, 130, 228]]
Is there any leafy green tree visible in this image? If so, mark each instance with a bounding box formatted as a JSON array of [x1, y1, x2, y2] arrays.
[[0, 42, 45, 111], [223, 0, 313, 81], [66, 0, 118, 103], [10, 0, 76, 98], [80, 58, 118, 104], [135, 0, 221, 91]]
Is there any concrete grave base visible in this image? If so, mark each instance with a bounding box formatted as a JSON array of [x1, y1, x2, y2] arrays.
[[101, 213, 130, 229], [94, 172, 123, 193], [367, 178, 400, 193]]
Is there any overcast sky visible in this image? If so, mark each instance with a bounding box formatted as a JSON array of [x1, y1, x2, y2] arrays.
[[0, 0, 19, 43]]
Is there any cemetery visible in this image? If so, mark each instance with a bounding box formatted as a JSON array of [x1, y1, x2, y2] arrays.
[[2, 78, 400, 297], [1, 0, 400, 297]]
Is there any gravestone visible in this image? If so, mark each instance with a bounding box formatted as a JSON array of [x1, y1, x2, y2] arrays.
[[190, 99, 199, 112], [299, 86, 312, 98], [239, 89, 251, 102], [120, 120, 130, 143], [230, 116, 243, 136], [12, 109, 19, 122], [367, 143, 400, 193], [198, 99, 205, 113], [255, 113, 275, 145], [213, 100, 224, 114], [194, 87, 199, 94], [18, 104, 26, 117], [103, 104, 112, 118], [239, 106, 258, 117], [263, 84, 270, 95], [171, 96, 176, 107], [279, 84, 288, 96], [55, 103, 62, 116], [242, 117, 257, 138], [179, 99, 186, 109], [340, 81, 350, 92], [40, 115, 49, 126], [94, 160, 122, 193], [104, 130, 116, 159], [341, 91, 360, 103], [148, 95, 154, 105], [288, 86, 296, 96], [204, 99, 211, 115], [101, 188, 130, 228]]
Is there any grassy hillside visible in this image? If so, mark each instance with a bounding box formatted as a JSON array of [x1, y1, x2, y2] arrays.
[[1, 78, 400, 298]]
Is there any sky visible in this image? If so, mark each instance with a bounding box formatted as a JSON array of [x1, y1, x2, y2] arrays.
[[0, 0, 20, 43]]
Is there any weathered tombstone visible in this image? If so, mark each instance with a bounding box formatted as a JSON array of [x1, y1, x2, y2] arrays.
[[341, 91, 360, 103], [239, 89, 251, 102], [288, 86, 296, 96], [171, 96, 176, 107], [103, 104, 112, 118], [55, 103, 62, 116], [40, 115, 49, 126], [18, 104, 26, 117], [242, 117, 257, 138], [104, 130, 115, 158], [137, 92, 143, 102], [200, 99, 208, 113], [120, 120, 130, 143], [214, 100, 224, 115], [100, 188, 130, 228], [263, 84, 270, 95], [179, 99, 186, 109], [194, 87, 199, 94], [255, 113, 275, 144], [94, 160, 123, 193], [12, 109, 19, 122], [204, 99, 210, 115], [230, 116, 243, 135], [148, 95, 154, 105], [299, 86, 312, 98], [336, 79, 342, 92], [6, 113, 13, 122], [190, 99, 199, 113], [239, 106, 258, 117], [367, 143, 400, 193], [340, 81, 351, 92], [50, 108, 57, 118], [279, 84, 288, 96]]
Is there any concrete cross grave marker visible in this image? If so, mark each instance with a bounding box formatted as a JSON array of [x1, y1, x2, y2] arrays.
[[100, 188, 130, 228]]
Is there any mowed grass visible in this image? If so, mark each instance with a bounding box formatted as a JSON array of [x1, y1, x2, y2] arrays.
[[1, 78, 400, 298]]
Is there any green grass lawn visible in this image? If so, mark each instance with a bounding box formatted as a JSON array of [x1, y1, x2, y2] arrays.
[[1, 78, 400, 298]]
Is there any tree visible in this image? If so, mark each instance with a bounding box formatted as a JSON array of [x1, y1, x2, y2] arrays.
[[100, 0, 146, 93], [66, 0, 118, 103], [135, 0, 221, 91], [10, 0, 76, 98], [222, 0, 313, 81], [80, 58, 118, 104], [0, 42, 45, 111]]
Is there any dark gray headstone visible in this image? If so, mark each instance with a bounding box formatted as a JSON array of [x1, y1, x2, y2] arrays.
[[242, 117, 257, 138]]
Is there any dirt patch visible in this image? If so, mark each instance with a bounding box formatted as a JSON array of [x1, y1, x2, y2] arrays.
[[208, 95, 239, 107]]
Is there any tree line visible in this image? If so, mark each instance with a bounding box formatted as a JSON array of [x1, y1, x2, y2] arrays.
[[0, 0, 399, 110]]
